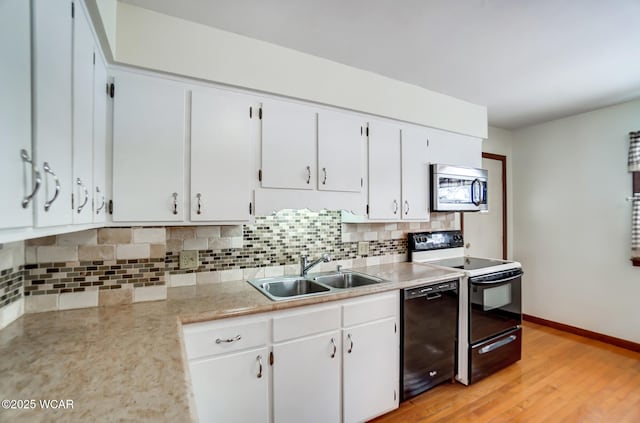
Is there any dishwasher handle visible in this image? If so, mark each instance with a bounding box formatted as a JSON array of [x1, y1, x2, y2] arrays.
[[404, 280, 458, 300]]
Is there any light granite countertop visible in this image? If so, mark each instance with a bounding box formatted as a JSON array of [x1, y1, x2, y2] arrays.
[[0, 262, 462, 422]]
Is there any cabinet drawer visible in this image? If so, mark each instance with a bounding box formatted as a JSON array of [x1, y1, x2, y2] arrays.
[[183, 318, 268, 360], [273, 305, 340, 343], [343, 291, 399, 327]]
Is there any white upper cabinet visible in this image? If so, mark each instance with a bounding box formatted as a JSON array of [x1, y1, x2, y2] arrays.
[[260, 99, 317, 190], [190, 89, 256, 221], [426, 126, 483, 169], [92, 53, 108, 224], [401, 126, 430, 220], [0, 0, 34, 229], [112, 72, 186, 222], [368, 120, 402, 220], [317, 110, 364, 193], [72, 4, 95, 224], [32, 0, 73, 227]]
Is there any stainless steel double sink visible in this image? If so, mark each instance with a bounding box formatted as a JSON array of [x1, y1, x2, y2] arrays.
[[248, 271, 388, 301]]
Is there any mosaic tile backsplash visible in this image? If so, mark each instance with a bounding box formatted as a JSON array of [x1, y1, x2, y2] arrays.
[[165, 210, 414, 275], [5, 209, 457, 314], [0, 267, 23, 309]]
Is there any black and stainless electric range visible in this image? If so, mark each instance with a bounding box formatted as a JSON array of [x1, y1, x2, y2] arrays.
[[409, 230, 523, 385]]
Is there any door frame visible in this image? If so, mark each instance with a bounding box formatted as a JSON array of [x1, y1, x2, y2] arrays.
[[460, 152, 508, 260]]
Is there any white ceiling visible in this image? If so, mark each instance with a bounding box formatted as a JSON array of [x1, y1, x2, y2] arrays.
[[120, 0, 640, 129]]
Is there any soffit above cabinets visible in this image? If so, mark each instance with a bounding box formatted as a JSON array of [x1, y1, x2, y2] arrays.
[[120, 0, 640, 129]]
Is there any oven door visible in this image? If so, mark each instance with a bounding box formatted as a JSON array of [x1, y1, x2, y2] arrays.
[[469, 269, 522, 344]]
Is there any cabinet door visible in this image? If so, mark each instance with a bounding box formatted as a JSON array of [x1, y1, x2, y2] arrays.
[[190, 90, 255, 221], [343, 317, 399, 423], [318, 110, 364, 192], [92, 54, 108, 223], [189, 348, 269, 423], [368, 121, 401, 219], [32, 0, 73, 227], [112, 72, 186, 222], [401, 127, 430, 220], [261, 99, 316, 190], [72, 4, 95, 224], [273, 331, 341, 423], [426, 127, 483, 168], [0, 0, 33, 229]]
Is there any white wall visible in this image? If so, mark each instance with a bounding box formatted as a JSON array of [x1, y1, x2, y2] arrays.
[[484, 126, 514, 259], [95, 0, 117, 58], [113, 2, 487, 138], [513, 99, 640, 343]]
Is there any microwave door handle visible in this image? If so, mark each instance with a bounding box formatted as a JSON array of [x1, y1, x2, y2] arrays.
[[471, 179, 480, 206]]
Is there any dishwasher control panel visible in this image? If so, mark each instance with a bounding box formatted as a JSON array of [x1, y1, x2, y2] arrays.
[[404, 280, 458, 300]]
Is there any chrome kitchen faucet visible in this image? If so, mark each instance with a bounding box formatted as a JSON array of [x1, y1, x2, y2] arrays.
[[300, 253, 331, 277]]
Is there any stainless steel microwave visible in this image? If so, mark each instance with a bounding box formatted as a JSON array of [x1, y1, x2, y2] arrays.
[[430, 164, 488, 212]]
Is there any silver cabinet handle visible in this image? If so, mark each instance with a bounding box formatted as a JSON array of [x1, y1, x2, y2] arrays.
[[95, 186, 105, 214], [196, 193, 202, 215], [330, 337, 337, 358], [256, 355, 263, 379], [306, 166, 311, 184], [215, 334, 242, 344], [172, 192, 178, 215], [43, 162, 60, 211], [76, 178, 88, 213], [322, 167, 327, 185], [429, 370, 438, 377], [393, 200, 398, 215], [347, 334, 353, 354], [20, 149, 41, 208], [404, 200, 409, 215]]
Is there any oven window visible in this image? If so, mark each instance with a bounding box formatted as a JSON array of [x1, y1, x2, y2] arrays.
[[483, 284, 511, 311]]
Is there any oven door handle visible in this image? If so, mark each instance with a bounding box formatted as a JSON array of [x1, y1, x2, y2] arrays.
[[470, 274, 522, 286], [479, 334, 517, 354]]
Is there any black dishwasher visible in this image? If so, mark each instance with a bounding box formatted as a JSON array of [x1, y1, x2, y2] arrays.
[[400, 280, 459, 401]]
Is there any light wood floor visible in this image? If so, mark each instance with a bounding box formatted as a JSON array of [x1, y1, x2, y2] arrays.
[[372, 322, 640, 423]]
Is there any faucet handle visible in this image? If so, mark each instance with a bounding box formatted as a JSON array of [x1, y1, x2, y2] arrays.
[[336, 264, 343, 273]]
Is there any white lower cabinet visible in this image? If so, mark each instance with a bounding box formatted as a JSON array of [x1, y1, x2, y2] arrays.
[[343, 318, 399, 422], [190, 347, 269, 423], [342, 291, 400, 423], [272, 330, 341, 423], [182, 291, 399, 423]]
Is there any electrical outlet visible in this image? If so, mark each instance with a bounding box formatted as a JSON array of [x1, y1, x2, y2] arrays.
[[179, 250, 199, 270], [358, 241, 369, 256]]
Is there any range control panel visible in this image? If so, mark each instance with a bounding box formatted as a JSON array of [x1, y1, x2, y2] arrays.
[[408, 230, 464, 251]]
